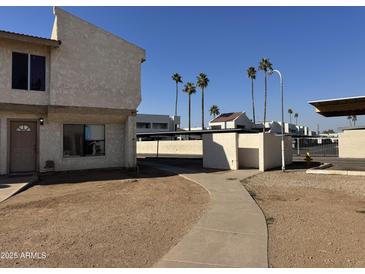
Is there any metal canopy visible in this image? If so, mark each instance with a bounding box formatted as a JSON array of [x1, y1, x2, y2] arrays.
[[309, 96, 365, 117]]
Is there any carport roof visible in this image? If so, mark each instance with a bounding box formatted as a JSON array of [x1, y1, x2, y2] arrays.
[[309, 95, 365, 117]]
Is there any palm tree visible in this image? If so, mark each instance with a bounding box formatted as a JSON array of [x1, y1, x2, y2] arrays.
[[258, 58, 273, 132], [172, 73, 183, 117], [182, 82, 197, 131], [210, 105, 220, 118], [197, 73, 209, 130], [247, 66, 257, 124], [288, 108, 293, 123], [347, 115, 353, 127], [352, 115, 357, 127], [294, 113, 299, 125]]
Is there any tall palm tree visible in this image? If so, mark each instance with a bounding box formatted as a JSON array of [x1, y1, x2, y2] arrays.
[[347, 115, 353, 127], [182, 82, 197, 131], [258, 58, 273, 133], [197, 73, 209, 130], [288, 108, 293, 123], [172, 73, 183, 117], [247, 66, 257, 124], [210, 105, 220, 118], [294, 112, 299, 125], [352, 115, 357, 127]]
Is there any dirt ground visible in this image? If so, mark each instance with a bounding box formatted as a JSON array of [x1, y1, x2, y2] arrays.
[[242, 168, 365, 267], [0, 166, 210, 267]]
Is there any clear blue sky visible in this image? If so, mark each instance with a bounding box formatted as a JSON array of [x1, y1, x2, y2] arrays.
[[1, 6, 364, 132]]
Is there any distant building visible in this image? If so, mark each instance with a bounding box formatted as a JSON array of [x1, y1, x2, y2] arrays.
[[209, 112, 254, 130], [263, 121, 282, 134], [257, 121, 314, 136], [136, 114, 180, 133]]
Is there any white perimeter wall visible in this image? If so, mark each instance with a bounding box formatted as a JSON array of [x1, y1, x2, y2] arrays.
[[137, 140, 202, 158], [339, 130, 365, 158], [203, 133, 238, 170], [262, 133, 292, 171], [238, 133, 260, 169], [204, 132, 292, 171]]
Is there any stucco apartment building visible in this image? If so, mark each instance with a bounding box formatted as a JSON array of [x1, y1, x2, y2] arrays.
[[0, 7, 145, 175], [209, 112, 254, 130], [136, 114, 180, 133]]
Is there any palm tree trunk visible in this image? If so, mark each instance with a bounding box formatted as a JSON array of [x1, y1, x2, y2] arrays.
[[295, 117, 298, 125], [251, 79, 256, 124], [175, 82, 178, 117], [263, 72, 267, 133], [188, 94, 191, 131], [289, 114, 292, 124], [201, 88, 204, 130]]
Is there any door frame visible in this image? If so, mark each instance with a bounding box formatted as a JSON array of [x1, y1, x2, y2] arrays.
[[7, 119, 40, 174]]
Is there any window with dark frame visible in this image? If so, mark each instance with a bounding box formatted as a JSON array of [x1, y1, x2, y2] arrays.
[[12, 52, 46, 91], [30, 55, 46, 91], [136, 122, 151, 129], [152, 123, 168, 130], [12, 52, 28, 90], [63, 124, 105, 157]]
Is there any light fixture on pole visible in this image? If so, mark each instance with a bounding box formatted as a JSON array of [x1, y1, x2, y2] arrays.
[[269, 69, 285, 172]]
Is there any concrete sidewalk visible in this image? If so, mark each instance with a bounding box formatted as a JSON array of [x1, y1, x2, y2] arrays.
[[146, 162, 268, 268], [0, 176, 37, 203]]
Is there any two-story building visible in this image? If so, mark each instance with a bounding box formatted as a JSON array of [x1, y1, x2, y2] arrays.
[[0, 7, 145, 175], [209, 112, 254, 130], [136, 114, 180, 134]]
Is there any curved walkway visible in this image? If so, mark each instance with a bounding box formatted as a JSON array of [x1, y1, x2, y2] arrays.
[[145, 161, 268, 268]]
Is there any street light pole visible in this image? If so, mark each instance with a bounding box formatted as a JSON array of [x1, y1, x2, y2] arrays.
[[269, 69, 285, 172]]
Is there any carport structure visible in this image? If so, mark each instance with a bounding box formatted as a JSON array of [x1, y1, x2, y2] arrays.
[[309, 95, 365, 117], [309, 96, 365, 159]]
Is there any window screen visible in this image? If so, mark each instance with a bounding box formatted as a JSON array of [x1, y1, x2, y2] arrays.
[[12, 52, 28, 90]]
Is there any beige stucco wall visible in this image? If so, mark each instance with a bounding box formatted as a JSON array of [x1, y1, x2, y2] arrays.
[[203, 133, 238, 170], [202, 132, 292, 171], [39, 120, 125, 172], [0, 39, 50, 106], [137, 140, 202, 157], [0, 112, 128, 174], [49, 7, 145, 110], [339, 130, 365, 158], [238, 133, 260, 168], [261, 133, 292, 171]]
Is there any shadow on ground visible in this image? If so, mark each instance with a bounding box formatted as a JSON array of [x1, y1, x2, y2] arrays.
[[268, 160, 322, 171], [139, 157, 227, 174], [38, 164, 176, 185]]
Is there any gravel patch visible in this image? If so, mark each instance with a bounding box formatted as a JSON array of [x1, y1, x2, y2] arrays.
[[0, 166, 210, 267], [246, 169, 365, 198], [242, 170, 365, 267]]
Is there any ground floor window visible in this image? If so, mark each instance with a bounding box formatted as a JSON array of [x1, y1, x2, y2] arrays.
[[63, 124, 105, 157]]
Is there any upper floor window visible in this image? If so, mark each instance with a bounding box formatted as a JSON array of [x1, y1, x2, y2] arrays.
[[152, 123, 168, 130], [136, 122, 151, 129], [12, 52, 46, 91]]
